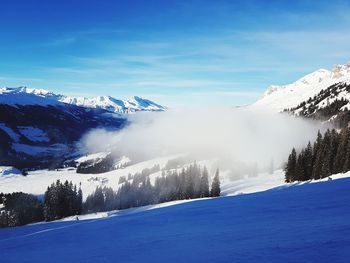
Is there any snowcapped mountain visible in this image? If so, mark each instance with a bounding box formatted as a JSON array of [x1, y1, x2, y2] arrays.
[[0, 86, 165, 169], [0, 86, 165, 114], [252, 62, 350, 112], [60, 95, 165, 114]]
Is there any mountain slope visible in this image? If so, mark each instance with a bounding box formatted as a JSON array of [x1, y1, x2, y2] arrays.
[[252, 62, 350, 112], [284, 82, 350, 126], [0, 103, 126, 168], [1, 176, 349, 263]]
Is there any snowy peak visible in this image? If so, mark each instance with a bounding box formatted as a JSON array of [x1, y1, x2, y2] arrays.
[[0, 87, 165, 114], [60, 94, 165, 113], [263, 69, 331, 97], [0, 86, 61, 106], [253, 61, 350, 112]]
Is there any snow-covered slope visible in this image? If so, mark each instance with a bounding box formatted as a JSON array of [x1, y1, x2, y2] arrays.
[[0, 154, 284, 199], [0, 86, 165, 114], [252, 62, 350, 112], [1, 175, 349, 262]]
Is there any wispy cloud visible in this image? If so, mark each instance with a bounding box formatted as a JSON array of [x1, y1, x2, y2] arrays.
[[3, 1, 350, 107]]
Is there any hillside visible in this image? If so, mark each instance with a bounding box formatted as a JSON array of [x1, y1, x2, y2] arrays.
[[0, 155, 286, 200], [283, 82, 350, 127], [1, 176, 349, 262], [0, 103, 126, 169]]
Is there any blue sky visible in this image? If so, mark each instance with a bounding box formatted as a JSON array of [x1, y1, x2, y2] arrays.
[[1, 0, 350, 107]]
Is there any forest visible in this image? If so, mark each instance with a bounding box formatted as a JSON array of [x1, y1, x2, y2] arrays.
[[0, 163, 220, 227], [285, 127, 350, 182]]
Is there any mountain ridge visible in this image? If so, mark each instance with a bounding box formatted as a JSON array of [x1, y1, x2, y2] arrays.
[[0, 86, 165, 114], [253, 62, 350, 112]]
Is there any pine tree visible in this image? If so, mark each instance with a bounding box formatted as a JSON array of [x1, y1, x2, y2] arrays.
[[285, 148, 297, 182], [199, 167, 210, 198], [178, 168, 186, 200], [342, 128, 350, 172], [334, 128, 349, 173], [210, 169, 221, 197], [304, 142, 313, 180], [320, 130, 332, 178], [295, 151, 306, 181], [185, 165, 195, 199], [329, 129, 339, 174], [312, 132, 324, 180]]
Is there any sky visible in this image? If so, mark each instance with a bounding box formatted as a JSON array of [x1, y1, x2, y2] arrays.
[[1, 0, 350, 107]]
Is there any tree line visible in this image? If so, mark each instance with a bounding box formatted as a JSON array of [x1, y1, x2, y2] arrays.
[[285, 127, 350, 182], [1, 163, 221, 227], [84, 164, 220, 213], [0, 180, 82, 227]]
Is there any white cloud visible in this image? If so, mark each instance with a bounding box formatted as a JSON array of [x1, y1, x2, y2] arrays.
[[81, 109, 326, 175]]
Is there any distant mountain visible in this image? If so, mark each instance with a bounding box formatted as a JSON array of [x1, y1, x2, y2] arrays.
[[0, 103, 126, 169], [252, 62, 350, 112], [60, 95, 165, 114], [0, 87, 165, 169], [0, 87, 166, 114]]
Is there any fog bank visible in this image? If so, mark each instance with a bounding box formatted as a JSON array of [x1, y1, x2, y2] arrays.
[[81, 108, 327, 175]]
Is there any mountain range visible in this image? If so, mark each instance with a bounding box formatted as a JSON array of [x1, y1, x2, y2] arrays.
[[0, 88, 165, 168], [0, 87, 165, 114], [2, 61, 350, 169]]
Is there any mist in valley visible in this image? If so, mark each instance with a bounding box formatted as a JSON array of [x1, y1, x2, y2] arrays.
[[81, 108, 328, 180]]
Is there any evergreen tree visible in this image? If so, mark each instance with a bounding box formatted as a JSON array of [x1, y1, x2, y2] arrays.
[[295, 150, 306, 181], [334, 128, 349, 173], [210, 169, 221, 197], [199, 167, 210, 198], [44, 180, 82, 221], [343, 128, 350, 172], [285, 148, 297, 182], [329, 129, 340, 174], [304, 142, 313, 180], [312, 131, 323, 180], [320, 130, 332, 178], [185, 166, 195, 199], [0, 192, 43, 227]]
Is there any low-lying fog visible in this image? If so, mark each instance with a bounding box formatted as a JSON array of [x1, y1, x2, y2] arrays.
[[81, 108, 328, 178]]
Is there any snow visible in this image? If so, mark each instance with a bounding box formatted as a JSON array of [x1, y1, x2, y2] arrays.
[[0, 153, 286, 200], [18, 126, 49, 142], [114, 156, 131, 169], [0, 123, 20, 142], [74, 152, 130, 169], [252, 62, 350, 112], [60, 95, 165, 114], [57, 199, 202, 222], [0, 86, 165, 114], [0, 156, 177, 199], [1, 174, 349, 262], [6, 137, 346, 200], [0, 166, 22, 176], [75, 152, 110, 164], [11, 143, 67, 156], [0, 87, 59, 107], [220, 171, 286, 196]]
